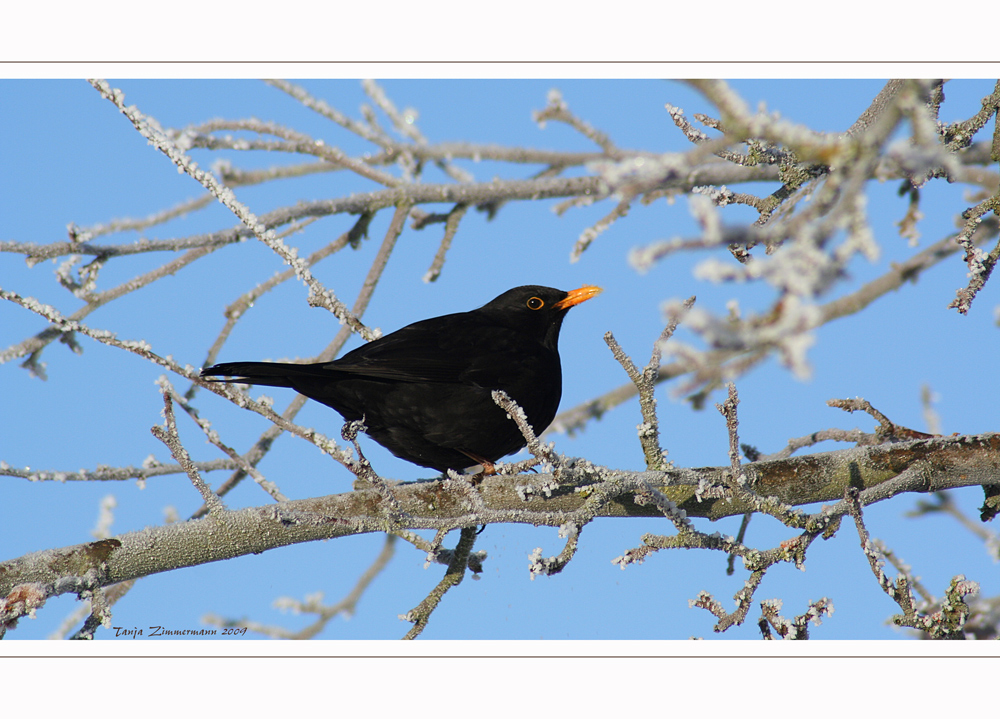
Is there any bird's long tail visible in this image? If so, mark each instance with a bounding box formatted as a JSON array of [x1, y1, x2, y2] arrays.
[[201, 361, 330, 388]]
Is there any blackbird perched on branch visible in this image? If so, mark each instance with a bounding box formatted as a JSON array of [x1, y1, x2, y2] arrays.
[[201, 284, 602, 473]]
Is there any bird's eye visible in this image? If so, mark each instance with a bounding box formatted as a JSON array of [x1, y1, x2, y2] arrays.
[[526, 297, 544, 310]]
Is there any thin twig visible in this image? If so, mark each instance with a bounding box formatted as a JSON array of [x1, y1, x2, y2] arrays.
[[151, 392, 227, 517], [204, 534, 398, 639], [401, 527, 478, 639]]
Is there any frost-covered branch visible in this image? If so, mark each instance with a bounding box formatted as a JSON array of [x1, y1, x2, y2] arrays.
[[3, 432, 997, 630]]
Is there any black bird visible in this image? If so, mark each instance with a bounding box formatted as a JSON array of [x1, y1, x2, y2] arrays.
[[201, 285, 601, 473]]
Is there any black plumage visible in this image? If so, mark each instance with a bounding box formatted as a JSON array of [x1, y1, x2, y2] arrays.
[[201, 284, 601, 472]]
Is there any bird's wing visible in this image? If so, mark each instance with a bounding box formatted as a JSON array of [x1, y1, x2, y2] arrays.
[[325, 314, 507, 384]]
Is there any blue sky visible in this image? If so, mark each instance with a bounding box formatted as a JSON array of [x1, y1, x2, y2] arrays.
[[2, 78, 998, 644]]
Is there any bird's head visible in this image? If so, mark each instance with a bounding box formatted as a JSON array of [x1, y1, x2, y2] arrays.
[[479, 285, 602, 345]]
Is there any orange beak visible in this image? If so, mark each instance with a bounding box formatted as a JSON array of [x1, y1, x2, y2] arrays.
[[553, 285, 603, 310]]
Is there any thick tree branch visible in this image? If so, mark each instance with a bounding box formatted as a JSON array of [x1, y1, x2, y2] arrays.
[[3, 433, 997, 623]]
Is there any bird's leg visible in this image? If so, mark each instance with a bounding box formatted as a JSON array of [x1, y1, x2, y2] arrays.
[[458, 450, 497, 486]]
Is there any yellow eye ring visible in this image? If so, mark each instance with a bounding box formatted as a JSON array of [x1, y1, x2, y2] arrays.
[[526, 297, 544, 310]]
